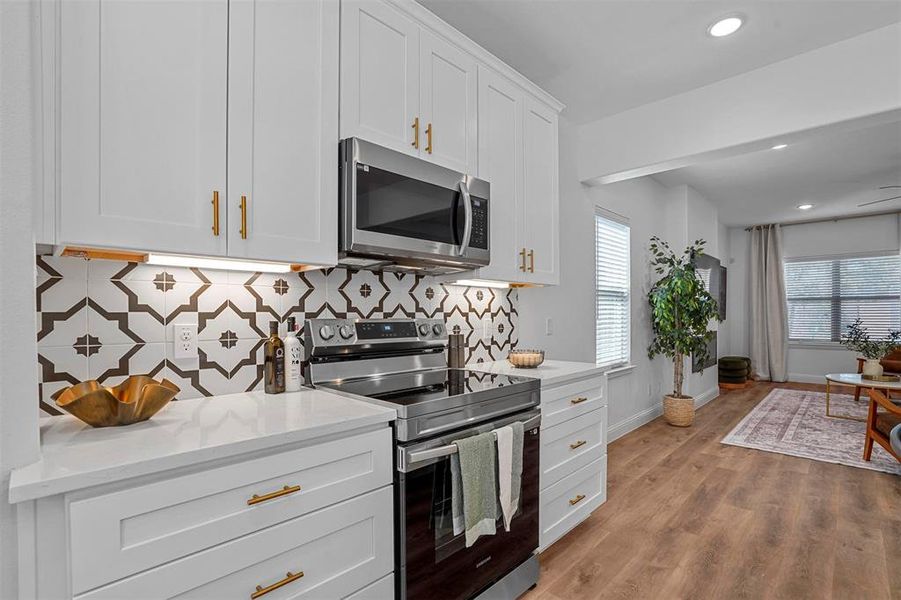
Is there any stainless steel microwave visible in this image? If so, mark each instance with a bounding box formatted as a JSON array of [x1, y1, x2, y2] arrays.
[[339, 138, 490, 274]]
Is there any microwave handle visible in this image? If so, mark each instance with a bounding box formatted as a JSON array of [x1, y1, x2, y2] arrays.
[[458, 181, 473, 256]]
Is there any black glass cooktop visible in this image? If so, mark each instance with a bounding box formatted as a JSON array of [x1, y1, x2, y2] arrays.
[[322, 368, 535, 407]]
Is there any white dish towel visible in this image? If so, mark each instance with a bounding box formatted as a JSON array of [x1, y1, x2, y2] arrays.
[[495, 421, 524, 531]]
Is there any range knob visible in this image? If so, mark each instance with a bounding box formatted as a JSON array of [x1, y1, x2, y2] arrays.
[[432, 323, 444, 336], [318, 325, 335, 340], [339, 324, 354, 340], [418, 324, 431, 336]]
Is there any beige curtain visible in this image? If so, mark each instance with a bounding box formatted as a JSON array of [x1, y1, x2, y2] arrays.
[[749, 224, 788, 382]]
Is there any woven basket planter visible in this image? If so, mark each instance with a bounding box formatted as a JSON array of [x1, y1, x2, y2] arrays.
[[663, 395, 694, 427]]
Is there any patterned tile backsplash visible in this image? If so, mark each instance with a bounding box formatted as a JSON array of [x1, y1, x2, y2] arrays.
[[36, 256, 518, 414]]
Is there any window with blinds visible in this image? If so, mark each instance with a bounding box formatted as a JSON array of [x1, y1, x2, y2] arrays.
[[784, 253, 901, 342], [595, 211, 630, 367]]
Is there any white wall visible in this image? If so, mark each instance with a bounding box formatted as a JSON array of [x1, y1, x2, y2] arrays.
[[726, 214, 901, 382], [0, 1, 43, 596], [518, 119, 726, 440]]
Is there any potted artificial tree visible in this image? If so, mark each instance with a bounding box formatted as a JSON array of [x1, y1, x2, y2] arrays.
[[647, 237, 719, 427]]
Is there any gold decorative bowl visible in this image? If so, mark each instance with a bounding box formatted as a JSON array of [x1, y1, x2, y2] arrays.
[[52, 376, 180, 428], [508, 349, 545, 369]]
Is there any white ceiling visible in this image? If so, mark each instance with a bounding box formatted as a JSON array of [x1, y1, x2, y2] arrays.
[[653, 120, 901, 226], [419, 0, 901, 124]]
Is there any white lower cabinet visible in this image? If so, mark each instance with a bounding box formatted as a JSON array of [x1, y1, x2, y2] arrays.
[[346, 573, 395, 599], [538, 373, 608, 551], [26, 428, 394, 599], [81, 487, 393, 599]]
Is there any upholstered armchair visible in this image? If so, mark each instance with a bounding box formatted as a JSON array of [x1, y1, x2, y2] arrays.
[[864, 389, 901, 462]]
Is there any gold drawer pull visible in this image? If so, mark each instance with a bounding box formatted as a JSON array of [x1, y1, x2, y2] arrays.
[[251, 571, 304, 599], [247, 484, 301, 506], [412, 117, 420, 149], [239, 195, 248, 239], [528, 249, 535, 273], [569, 440, 587, 450], [569, 494, 586, 506], [425, 122, 433, 154], [570, 396, 588, 405], [519, 248, 527, 272]]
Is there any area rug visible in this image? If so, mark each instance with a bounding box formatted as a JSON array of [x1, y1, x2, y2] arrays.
[[722, 388, 901, 475]]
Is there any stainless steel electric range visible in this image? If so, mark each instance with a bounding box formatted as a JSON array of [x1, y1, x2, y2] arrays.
[[304, 317, 541, 600]]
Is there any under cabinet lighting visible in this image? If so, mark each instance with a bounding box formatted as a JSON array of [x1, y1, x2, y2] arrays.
[[771, 143, 788, 150], [448, 279, 511, 289], [146, 253, 293, 273], [708, 16, 743, 37], [797, 204, 814, 210]]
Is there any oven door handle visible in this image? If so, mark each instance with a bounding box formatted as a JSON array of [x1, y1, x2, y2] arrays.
[[402, 412, 541, 469], [457, 180, 472, 257]]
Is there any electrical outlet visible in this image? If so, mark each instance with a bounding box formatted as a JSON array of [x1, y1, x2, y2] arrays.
[[545, 317, 553, 336], [482, 317, 492, 341], [172, 324, 197, 359]]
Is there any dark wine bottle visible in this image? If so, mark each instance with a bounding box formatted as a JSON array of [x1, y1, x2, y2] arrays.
[[264, 320, 285, 394]]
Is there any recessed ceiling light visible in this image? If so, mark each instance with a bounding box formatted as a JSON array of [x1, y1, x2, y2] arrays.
[[797, 204, 814, 210], [771, 143, 788, 150], [708, 16, 743, 37]]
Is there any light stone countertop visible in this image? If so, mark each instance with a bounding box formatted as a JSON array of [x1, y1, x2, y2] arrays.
[[467, 359, 606, 388], [9, 388, 395, 503]]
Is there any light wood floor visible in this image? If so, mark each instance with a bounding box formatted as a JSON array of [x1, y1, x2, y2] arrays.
[[525, 382, 901, 600]]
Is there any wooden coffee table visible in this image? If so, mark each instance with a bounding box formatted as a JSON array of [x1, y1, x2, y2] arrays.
[[824, 373, 901, 421]]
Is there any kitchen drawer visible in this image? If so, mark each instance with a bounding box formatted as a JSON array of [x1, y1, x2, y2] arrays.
[[541, 376, 605, 429], [345, 573, 394, 599], [78, 487, 394, 599], [540, 406, 606, 489], [539, 455, 606, 552], [70, 427, 391, 595]]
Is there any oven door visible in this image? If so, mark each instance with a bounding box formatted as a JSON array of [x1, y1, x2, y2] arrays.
[[396, 409, 540, 600], [341, 138, 490, 268]]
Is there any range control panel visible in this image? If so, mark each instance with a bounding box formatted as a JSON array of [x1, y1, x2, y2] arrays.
[[304, 318, 448, 353]]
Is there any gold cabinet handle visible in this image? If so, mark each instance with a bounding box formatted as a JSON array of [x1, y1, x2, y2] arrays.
[[570, 396, 588, 405], [412, 117, 420, 149], [569, 494, 586, 506], [569, 440, 587, 450], [211, 190, 220, 236], [425, 122, 433, 154], [251, 571, 304, 599], [247, 484, 300, 506], [528, 249, 535, 273], [519, 248, 527, 272], [239, 195, 248, 239]]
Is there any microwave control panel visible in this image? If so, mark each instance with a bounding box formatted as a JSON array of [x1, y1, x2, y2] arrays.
[[470, 197, 488, 250]]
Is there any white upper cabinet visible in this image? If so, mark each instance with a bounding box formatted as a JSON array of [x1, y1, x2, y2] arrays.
[[473, 67, 524, 283], [522, 98, 560, 285], [53, 0, 337, 266], [340, 0, 478, 173], [340, 0, 420, 157], [227, 0, 338, 265], [419, 30, 478, 174], [58, 0, 228, 256], [469, 68, 559, 286]]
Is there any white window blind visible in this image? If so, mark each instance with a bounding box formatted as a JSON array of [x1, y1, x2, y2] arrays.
[[784, 253, 901, 342], [595, 212, 630, 367]]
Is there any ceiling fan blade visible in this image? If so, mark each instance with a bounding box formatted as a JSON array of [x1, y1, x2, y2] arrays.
[[858, 194, 901, 207]]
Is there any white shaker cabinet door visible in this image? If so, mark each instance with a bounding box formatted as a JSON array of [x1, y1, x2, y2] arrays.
[[474, 67, 524, 282], [227, 0, 339, 265], [58, 0, 228, 255], [522, 98, 560, 285], [341, 0, 420, 156], [419, 29, 478, 174]]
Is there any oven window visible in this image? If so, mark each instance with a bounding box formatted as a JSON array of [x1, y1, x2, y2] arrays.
[[355, 165, 464, 245]]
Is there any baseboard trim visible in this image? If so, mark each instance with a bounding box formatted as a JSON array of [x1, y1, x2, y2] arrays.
[[607, 404, 662, 442], [607, 387, 721, 443], [694, 386, 719, 408]]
